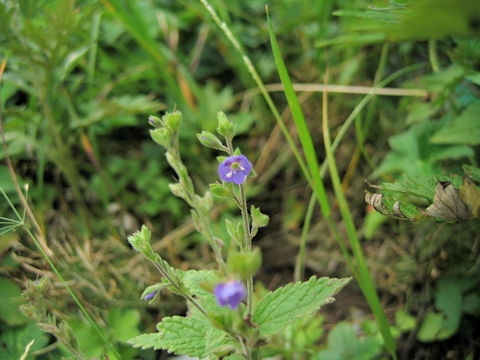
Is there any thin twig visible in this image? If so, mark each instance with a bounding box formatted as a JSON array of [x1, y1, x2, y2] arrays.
[[236, 82, 428, 104]]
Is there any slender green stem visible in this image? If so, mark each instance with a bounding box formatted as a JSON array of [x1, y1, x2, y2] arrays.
[[293, 193, 315, 282], [198, 207, 228, 273], [239, 183, 254, 315], [322, 86, 397, 360], [428, 40, 441, 73], [226, 137, 254, 315], [22, 223, 120, 359], [239, 185, 251, 251], [151, 262, 208, 316], [237, 335, 251, 360], [88, 11, 101, 86]]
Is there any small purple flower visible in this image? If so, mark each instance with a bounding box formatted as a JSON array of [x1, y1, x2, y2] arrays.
[[144, 291, 158, 301], [218, 155, 252, 185], [214, 280, 246, 309]]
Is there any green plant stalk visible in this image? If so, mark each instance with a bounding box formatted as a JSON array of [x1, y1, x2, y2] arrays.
[[88, 11, 101, 86], [293, 193, 315, 282], [166, 137, 227, 272], [226, 138, 254, 316], [322, 89, 397, 359], [239, 183, 254, 316], [428, 40, 441, 73], [150, 261, 208, 316], [199, 207, 228, 273]]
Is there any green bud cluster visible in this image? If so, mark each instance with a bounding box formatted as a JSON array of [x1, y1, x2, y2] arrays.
[[149, 111, 182, 150], [216, 111, 236, 140]]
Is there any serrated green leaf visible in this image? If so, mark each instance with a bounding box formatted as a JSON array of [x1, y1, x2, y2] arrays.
[[430, 101, 480, 145], [417, 311, 445, 342], [251, 205, 269, 229], [129, 316, 232, 357], [223, 355, 244, 360], [395, 310, 416, 332], [107, 308, 140, 342], [364, 192, 422, 220], [373, 119, 471, 179], [313, 322, 381, 360], [376, 173, 464, 201], [464, 164, 480, 182], [127, 333, 159, 350], [252, 276, 350, 337], [177, 270, 227, 317]]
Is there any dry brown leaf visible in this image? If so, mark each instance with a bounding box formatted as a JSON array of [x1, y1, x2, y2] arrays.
[[459, 177, 480, 217], [425, 182, 470, 221]]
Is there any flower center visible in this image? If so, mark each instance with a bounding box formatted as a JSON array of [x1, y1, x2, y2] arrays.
[[226, 161, 245, 178]]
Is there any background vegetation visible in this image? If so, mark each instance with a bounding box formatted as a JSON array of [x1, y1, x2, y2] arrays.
[[1, 0, 479, 359]]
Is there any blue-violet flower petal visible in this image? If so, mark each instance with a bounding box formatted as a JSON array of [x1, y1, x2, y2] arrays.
[[214, 280, 246, 309], [218, 155, 252, 185], [144, 291, 158, 301]]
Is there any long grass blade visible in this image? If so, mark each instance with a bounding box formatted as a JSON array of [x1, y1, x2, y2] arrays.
[[197, 0, 313, 188], [266, 9, 331, 218], [267, 12, 397, 358], [322, 81, 397, 359]]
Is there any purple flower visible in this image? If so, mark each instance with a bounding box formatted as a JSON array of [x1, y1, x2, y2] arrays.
[[218, 155, 252, 185], [214, 280, 246, 309], [144, 291, 158, 301]]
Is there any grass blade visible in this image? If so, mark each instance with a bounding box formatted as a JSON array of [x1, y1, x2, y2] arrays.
[[268, 11, 397, 358], [322, 81, 397, 358], [267, 9, 330, 217]]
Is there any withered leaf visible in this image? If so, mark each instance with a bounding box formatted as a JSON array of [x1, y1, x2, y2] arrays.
[[365, 192, 388, 215], [458, 177, 480, 217], [365, 192, 409, 219], [425, 182, 470, 221]]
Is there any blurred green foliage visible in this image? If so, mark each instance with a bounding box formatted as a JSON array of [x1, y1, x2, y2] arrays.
[[0, 0, 479, 358]]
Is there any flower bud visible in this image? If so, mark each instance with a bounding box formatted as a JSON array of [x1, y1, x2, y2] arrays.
[[227, 248, 262, 280], [150, 128, 170, 148], [216, 112, 235, 139], [148, 115, 162, 127], [197, 131, 226, 151], [164, 111, 182, 133]]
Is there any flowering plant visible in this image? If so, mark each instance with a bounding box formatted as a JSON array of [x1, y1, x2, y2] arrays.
[[127, 111, 350, 359]]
